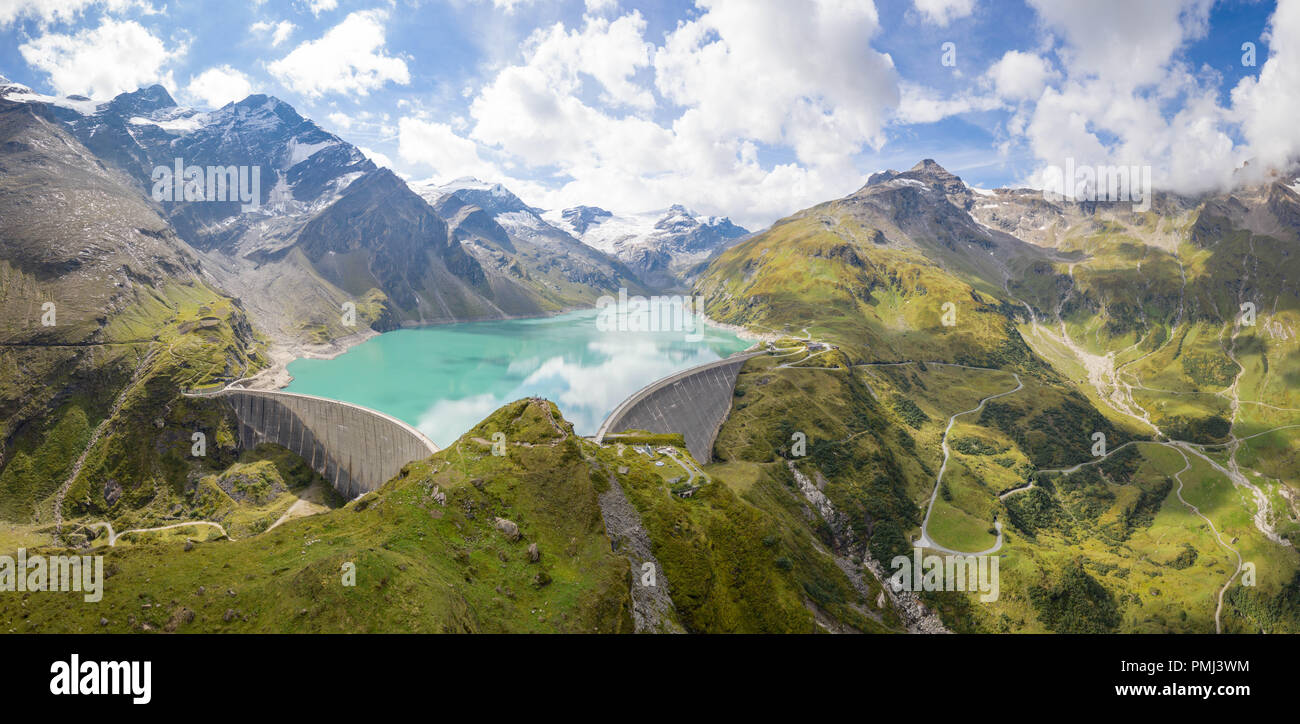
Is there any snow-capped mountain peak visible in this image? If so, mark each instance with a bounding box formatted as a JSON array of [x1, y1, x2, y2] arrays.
[[439, 176, 504, 193], [425, 176, 534, 217], [556, 205, 613, 235], [0, 78, 107, 115], [542, 203, 749, 288]]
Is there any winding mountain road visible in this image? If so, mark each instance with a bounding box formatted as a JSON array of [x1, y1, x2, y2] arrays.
[[1005, 268, 1292, 631], [1166, 447, 1243, 635], [85, 520, 233, 547], [915, 370, 1023, 556]]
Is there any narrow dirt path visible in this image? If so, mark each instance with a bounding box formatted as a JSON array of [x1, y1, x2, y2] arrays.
[[265, 483, 333, 533]]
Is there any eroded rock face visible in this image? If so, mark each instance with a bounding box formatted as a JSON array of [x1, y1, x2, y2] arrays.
[[787, 460, 949, 634]]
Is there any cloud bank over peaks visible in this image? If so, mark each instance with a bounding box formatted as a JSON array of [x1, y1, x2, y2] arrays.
[[18, 17, 179, 99], [967, 0, 1295, 197], [425, 0, 904, 229], [11, 0, 1295, 230]]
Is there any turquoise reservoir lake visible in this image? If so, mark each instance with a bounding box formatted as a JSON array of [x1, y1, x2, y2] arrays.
[[284, 308, 752, 447]]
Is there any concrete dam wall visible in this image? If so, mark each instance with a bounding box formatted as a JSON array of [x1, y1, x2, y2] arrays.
[[595, 351, 765, 463], [214, 390, 439, 499]]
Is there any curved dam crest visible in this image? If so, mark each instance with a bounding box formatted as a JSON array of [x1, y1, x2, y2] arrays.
[[203, 389, 439, 499]]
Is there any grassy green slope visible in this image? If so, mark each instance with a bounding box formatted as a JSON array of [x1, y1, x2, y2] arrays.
[[697, 210, 1031, 367], [4, 399, 635, 633], [693, 175, 1300, 633], [2, 398, 902, 633]]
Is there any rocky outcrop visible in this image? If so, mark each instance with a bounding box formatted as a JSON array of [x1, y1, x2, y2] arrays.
[[596, 473, 683, 633], [786, 460, 949, 634], [494, 517, 521, 542]]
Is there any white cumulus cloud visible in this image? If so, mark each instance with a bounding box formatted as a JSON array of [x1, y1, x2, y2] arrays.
[[1027, 0, 1211, 89], [1003, 0, 1252, 195], [654, 0, 899, 168], [18, 18, 177, 99], [985, 50, 1055, 101], [0, 0, 155, 28], [397, 1, 904, 228], [913, 0, 975, 26], [1230, 0, 1300, 173], [268, 9, 409, 99], [185, 65, 253, 108], [306, 0, 338, 16], [252, 19, 295, 47], [398, 117, 498, 181]]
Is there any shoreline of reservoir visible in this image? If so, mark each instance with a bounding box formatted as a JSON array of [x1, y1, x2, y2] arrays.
[[245, 303, 762, 394], [275, 307, 753, 446], [240, 305, 594, 392]]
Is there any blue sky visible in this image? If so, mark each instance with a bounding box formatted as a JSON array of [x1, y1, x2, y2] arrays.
[[0, 0, 1293, 228]]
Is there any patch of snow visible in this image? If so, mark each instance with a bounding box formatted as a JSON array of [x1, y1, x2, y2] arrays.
[[129, 113, 206, 133], [440, 176, 496, 192], [208, 99, 285, 134], [542, 207, 662, 254], [437, 176, 516, 199], [330, 171, 365, 193], [496, 209, 549, 238], [287, 137, 338, 165], [970, 187, 996, 197], [1, 86, 105, 115]]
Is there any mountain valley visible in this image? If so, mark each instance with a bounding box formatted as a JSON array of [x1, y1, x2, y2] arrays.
[[1, 79, 1298, 634]]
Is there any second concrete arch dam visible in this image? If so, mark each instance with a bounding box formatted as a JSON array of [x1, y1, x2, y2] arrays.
[[202, 349, 763, 499], [595, 350, 768, 463]]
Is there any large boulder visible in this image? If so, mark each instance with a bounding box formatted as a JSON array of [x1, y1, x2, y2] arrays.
[[494, 517, 521, 542]]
